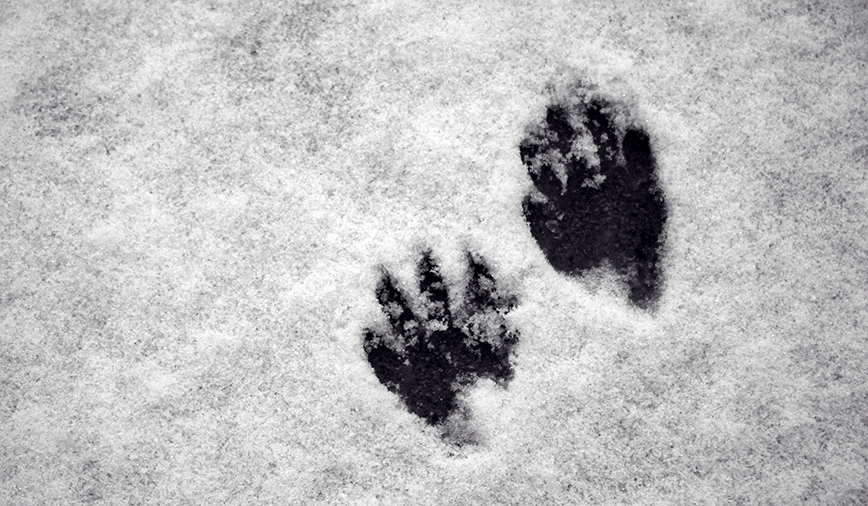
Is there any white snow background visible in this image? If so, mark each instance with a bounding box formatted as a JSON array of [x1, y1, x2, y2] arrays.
[[1, 0, 866, 504]]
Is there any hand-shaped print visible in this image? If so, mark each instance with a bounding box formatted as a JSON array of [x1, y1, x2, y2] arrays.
[[521, 89, 667, 309], [363, 251, 519, 426]]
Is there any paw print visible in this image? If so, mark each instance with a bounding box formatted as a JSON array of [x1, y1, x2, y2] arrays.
[[521, 88, 667, 308], [363, 251, 519, 426]]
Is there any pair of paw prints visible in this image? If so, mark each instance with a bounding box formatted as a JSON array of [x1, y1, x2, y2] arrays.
[[362, 83, 667, 432]]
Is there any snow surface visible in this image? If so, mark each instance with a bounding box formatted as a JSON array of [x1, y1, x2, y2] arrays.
[[1, 0, 867, 504]]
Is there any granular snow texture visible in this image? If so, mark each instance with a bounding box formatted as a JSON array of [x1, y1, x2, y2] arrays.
[[1, 1, 867, 504]]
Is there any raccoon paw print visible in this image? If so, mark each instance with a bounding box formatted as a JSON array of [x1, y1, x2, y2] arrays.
[[521, 85, 667, 309], [362, 250, 519, 427]]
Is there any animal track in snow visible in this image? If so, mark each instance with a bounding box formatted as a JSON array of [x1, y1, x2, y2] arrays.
[[521, 84, 667, 309], [363, 250, 518, 430]]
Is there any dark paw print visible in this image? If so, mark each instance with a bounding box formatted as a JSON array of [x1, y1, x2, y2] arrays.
[[521, 87, 667, 309], [363, 251, 519, 426]]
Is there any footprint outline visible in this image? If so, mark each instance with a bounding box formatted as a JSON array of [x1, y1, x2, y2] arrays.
[[521, 88, 668, 309], [362, 250, 519, 426]]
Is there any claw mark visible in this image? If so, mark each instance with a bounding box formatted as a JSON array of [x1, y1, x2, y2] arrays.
[[363, 251, 519, 428], [521, 86, 667, 309]]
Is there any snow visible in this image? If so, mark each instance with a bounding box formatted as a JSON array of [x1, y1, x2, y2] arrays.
[[1, 0, 867, 504]]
